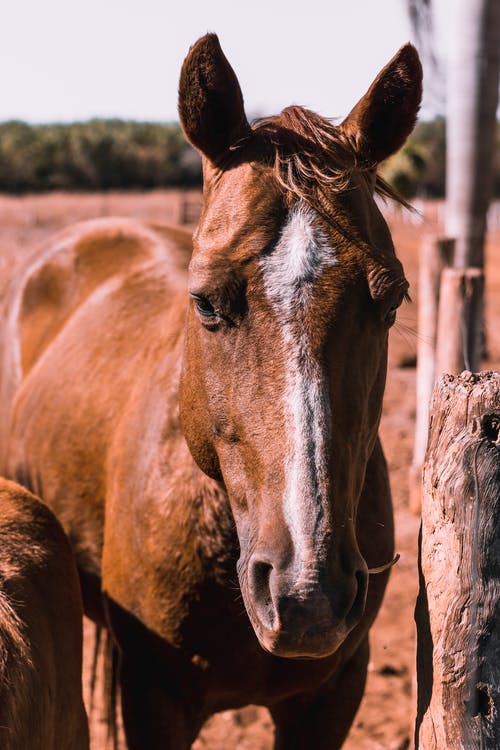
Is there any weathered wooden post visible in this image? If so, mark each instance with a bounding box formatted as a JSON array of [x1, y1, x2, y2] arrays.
[[415, 370, 500, 749], [409, 236, 453, 514], [179, 193, 190, 225], [435, 267, 484, 376]]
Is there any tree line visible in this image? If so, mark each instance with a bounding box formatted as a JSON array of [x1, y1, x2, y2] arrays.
[[0, 120, 201, 192], [381, 117, 500, 199], [0, 117, 498, 196]]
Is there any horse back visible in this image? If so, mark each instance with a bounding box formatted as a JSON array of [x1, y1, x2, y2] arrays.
[[13, 217, 191, 376], [0, 218, 192, 469]]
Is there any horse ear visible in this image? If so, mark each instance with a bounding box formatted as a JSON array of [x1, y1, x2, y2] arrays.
[[340, 44, 422, 166], [178, 33, 250, 163]]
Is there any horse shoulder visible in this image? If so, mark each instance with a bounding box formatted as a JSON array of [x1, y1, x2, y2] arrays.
[[102, 368, 238, 639]]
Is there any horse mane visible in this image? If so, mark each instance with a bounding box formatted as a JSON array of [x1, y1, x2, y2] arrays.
[[0, 594, 32, 748], [0, 521, 43, 749], [229, 105, 411, 222]]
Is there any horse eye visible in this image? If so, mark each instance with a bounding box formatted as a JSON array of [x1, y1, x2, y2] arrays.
[[385, 307, 398, 327], [190, 293, 217, 319], [384, 289, 407, 328]]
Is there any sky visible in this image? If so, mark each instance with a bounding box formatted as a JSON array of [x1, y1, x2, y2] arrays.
[[0, 0, 445, 125]]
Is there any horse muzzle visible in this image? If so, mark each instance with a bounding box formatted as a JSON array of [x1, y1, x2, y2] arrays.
[[242, 554, 369, 659]]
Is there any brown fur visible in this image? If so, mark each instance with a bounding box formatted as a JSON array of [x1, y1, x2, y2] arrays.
[[0, 35, 422, 748], [0, 479, 89, 749]]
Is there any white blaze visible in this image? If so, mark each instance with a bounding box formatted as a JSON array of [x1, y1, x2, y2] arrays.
[[260, 203, 337, 586]]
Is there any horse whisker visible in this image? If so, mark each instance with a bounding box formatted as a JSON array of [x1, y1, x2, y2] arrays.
[[368, 553, 400, 574]]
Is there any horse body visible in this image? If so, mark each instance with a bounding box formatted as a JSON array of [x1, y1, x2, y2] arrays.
[[0, 35, 422, 748], [0, 478, 89, 749]]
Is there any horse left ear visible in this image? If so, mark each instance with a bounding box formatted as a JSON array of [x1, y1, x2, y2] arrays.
[[340, 44, 423, 166], [178, 33, 250, 164]]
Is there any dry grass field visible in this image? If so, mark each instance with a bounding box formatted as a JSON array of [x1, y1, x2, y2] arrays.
[[0, 191, 499, 749]]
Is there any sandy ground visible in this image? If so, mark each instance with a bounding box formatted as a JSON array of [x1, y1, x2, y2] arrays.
[[0, 191, 498, 749]]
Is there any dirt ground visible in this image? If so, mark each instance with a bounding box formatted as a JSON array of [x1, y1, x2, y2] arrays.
[[0, 191, 498, 749]]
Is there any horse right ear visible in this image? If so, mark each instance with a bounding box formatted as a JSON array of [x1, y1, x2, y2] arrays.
[[178, 34, 250, 164]]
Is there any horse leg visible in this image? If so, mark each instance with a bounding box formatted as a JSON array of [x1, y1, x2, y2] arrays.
[[120, 655, 201, 750], [102, 594, 204, 749], [270, 637, 369, 750]]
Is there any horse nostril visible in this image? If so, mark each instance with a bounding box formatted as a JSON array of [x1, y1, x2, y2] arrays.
[[251, 559, 272, 598], [345, 569, 368, 629], [249, 558, 275, 629]]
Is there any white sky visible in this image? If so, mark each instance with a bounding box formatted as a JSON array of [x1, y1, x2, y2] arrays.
[[0, 0, 444, 125]]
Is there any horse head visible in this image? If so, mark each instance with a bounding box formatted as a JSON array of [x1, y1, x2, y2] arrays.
[[178, 34, 421, 658]]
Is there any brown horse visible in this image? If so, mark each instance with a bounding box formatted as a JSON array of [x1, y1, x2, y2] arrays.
[[0, 35, 422, 748], [0, 478, 89, 749]]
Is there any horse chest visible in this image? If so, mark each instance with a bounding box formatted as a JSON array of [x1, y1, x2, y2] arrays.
[[107, 546, 345, 713]]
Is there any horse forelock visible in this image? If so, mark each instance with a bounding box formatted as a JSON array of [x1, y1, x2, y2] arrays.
[[221, 105, 411, 226]]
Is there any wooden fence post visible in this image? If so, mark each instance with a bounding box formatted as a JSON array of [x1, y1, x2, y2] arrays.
[[409, 236, 454, 514], [435, 267, 484, 377], [179, 192, 202, 226], [415, 371, 500, 749]]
